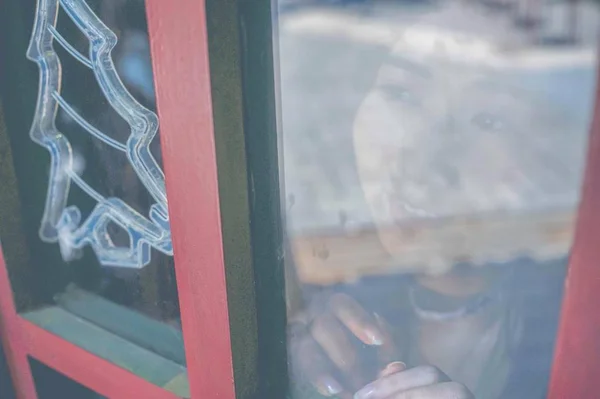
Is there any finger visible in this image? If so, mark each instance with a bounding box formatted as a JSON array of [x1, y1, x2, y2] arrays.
[[311, 313, 359, 373], [330, 293, 385, 346], [373, 313, 401, 368], [354, 366, 450, 399], [378, 362, 407, 378], [385, 382, 474, 399], [314, 375, 346, 398], [292, 333, 345, 397]]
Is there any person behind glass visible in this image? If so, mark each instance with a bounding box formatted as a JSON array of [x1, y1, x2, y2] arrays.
[[287, 26, 577, 399]]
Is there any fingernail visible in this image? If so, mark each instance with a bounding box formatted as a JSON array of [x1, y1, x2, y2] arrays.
[[380, 361, 407, 377], [317, 376, 343, 396], [365, 327, 383, 346], [354, 384, 377, 399]]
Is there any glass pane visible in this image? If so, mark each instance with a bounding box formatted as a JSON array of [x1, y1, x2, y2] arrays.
[[29, 357, 105, 399], [0, 1, 187, 395], [1, 344, 16, 399], [274, 1, 597, 398]]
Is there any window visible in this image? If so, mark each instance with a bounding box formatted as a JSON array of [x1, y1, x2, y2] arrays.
[[273, 1, 598, 398]]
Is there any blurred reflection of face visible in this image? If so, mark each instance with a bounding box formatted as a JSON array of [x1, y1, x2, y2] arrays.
[[352, 29, 579, 281]]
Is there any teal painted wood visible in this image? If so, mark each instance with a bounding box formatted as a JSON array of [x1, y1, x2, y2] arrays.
[[54, 286, 185, 365]]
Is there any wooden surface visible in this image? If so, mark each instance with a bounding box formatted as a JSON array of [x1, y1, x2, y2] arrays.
[[292, 208, 576, 285]]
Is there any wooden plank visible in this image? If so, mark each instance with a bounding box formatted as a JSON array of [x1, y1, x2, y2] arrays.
[[293, 208, 575, 285]]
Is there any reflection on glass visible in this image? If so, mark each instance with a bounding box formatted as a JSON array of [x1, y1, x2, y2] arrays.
[[276, 1, 597, 398], [0, 0, 186, 395]]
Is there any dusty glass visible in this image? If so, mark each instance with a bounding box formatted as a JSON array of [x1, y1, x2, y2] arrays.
[[274, 1, 598, 398]]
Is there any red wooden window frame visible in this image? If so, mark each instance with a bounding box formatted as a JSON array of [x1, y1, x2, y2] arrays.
[[548, 65, 600, 398], [0, 0, 599, 398]]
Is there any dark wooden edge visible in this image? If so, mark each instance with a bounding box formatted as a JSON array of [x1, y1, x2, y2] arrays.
[[548, 49, 600, 398], [236, 0, 289, 397], [205, 0, 259, 396]]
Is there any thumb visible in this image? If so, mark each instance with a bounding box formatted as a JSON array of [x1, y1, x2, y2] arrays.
[[378, 361, 407, 378]]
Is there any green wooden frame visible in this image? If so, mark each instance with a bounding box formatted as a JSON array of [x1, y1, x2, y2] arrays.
[[205, 0, 289, 396]]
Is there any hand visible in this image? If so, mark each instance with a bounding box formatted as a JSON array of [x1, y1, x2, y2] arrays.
[[354, 365, 474, 399], [288, 293, 398, 398]]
